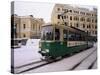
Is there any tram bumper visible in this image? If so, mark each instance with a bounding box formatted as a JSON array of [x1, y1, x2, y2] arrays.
[[38, 49, 49, 56]]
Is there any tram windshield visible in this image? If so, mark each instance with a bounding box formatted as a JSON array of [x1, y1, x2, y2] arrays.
[[41, 26, 53, 40]]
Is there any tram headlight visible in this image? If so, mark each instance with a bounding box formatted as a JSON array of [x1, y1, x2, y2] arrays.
[[45, 49, 49, 52]]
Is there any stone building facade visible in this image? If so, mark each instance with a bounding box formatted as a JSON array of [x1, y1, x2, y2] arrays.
[[11, 15, 44, 40], [51, 4, 97, 38]]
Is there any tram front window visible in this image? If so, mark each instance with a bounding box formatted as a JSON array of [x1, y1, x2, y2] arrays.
[[41, 26, 53, 40]]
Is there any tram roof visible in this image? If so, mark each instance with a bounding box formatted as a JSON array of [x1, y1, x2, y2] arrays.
[[57, 25, 87, 35], [42, 24, 87, 35]]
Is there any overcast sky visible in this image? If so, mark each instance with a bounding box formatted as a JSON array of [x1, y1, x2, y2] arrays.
[[14, 1, 96, 23], [14, 1, 55, 23]]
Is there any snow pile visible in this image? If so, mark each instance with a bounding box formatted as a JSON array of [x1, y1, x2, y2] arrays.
[[14, 39, 42, 67], [26, 39, 40, 46]]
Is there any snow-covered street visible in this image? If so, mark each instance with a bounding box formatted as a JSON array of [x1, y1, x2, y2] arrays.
[[12, 39, 97, 74], [24, 45, 97, 73]]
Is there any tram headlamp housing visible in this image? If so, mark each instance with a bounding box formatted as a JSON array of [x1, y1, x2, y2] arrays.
[[45, 49, 49, 52], [41, 49, 49, 54]]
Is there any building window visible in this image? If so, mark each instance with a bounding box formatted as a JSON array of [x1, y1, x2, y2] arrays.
[[64, 22, 68, 26], [95, 31, 97, 34], [88, 24, 91, 28], [62, 16, 64, 19], [23, 34, 26, 37], [87, 18, 91, 22], [83, 24, 85, 28], [87, 25, 89, 28], [69, 10, 72, 13], [70, 16, 72, 20], [80, 12, 85, 15], [70, 22, 72, 26], [95, 26, 97, 29], [92, 14, 94, 16], [92, 19, 94, 23], [74, 11, 79, 14], [39, 25, 41, 30], [86, 13, 91, 16], [33, 24, 35, 30], [23, 24, 26, 29], [95, 19, 97, 23], [76, 23, 79, 27], [57, 8, 60, 11], [64, 16, 66, 19], [92, 24, 94, 28], [80, 17, 85, 21], [58, 15, 61, 19], [74, 16, 79, 21], [67, 16, 68, 18], [62, 8, 68, 12]]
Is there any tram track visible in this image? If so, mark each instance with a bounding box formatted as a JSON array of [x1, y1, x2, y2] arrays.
[[14, 60, 43, 69], [68, 48, 97, 70], [88, 58, 97, 69], [14, 47, 96, 74], [14, 60, 47, 74], [22, 47, 97, 73], [14, 59, 55, 74]]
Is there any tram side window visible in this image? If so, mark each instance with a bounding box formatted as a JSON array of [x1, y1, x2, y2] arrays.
[[76, 34, 86, 41], [75, 34, 81, 41], [68, 31, 86, 41], [68, 32, 76, 41], [63, 30, 67, 40], [68, 31, 82, 41], [81, 35, 86, 41], [55, 29, 60, 40]]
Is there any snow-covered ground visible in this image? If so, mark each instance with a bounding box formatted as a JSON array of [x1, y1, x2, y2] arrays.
[[92, 61, 97, 69], [24, 45, 97, 73], [74, 50, 97, 70], [13, 39, 42, 67], [12, 40, 97, 73]]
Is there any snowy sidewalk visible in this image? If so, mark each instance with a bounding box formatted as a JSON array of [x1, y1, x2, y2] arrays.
[[13, 39, 42, 67]]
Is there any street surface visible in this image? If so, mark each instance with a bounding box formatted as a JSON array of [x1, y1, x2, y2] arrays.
[[12, 39, 97, 74]]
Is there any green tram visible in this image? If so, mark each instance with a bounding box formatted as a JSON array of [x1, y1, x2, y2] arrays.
[[39, 24, 93, 60]]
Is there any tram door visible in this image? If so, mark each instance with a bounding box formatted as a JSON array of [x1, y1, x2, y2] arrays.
[[55, 28, 63, 41], [55, 28, 60, 41]]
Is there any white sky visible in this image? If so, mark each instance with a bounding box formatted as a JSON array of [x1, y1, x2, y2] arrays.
[[14, 1, 96, 23], [14, 1, 55, 23]]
